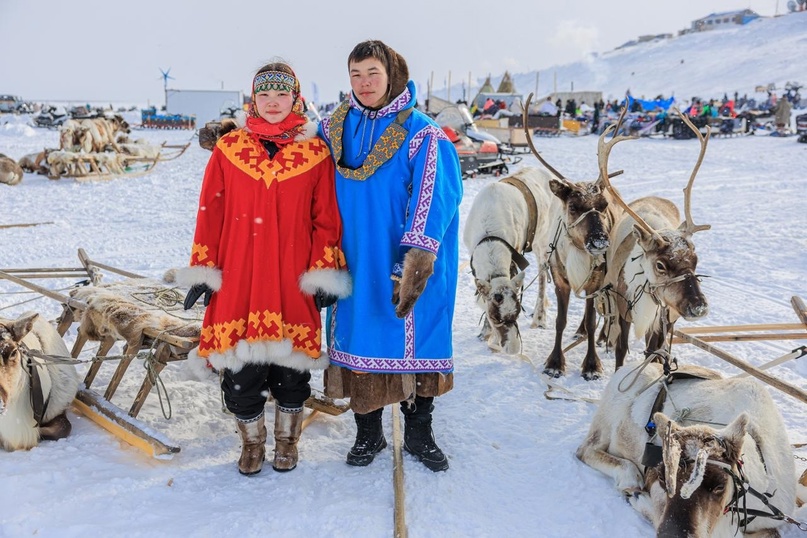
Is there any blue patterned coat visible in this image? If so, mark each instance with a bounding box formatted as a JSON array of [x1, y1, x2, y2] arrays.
[[319, 81, 463, 374]]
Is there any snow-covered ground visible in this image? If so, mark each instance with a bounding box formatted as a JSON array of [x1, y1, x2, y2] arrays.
[[0, 13, 806, 537], [0, 112, 805, 538]]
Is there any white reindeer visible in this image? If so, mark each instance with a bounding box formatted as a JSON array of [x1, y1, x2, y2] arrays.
[[576, 362, 797, 537], [0, 312, 80, 451], [463, 167, 553, 354], [600, 111, 711, 369]]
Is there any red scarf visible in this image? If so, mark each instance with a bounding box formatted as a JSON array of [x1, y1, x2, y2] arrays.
[[246, 108, 307, 145]]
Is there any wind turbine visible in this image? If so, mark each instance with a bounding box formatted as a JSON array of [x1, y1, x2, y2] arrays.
[[159, 68, 175, 110]]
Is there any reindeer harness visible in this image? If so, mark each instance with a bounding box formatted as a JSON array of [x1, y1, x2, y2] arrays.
[[498, 175, 539, 253], [19, 342, 52, 428], [470, 175, 539, 280]]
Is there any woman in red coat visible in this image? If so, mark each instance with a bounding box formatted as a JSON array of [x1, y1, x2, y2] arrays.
[[178, 61, 350, 475]]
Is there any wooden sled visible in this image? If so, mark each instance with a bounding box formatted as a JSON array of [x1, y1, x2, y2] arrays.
[[0, 248, 348, 459], [54, 142, 190, 182], [672, 296, 807, 406]]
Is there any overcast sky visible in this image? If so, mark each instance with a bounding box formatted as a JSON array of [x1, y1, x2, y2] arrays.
[[0, 0, 782, 106]]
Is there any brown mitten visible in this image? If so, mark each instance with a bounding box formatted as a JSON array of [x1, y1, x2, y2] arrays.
[[394, 249, 436, 318]]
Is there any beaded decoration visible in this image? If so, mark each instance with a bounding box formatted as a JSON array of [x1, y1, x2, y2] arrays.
[[253, 71, 298, 94]]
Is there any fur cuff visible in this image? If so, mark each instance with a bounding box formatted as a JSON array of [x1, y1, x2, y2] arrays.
[[295, 121, 319, 142], [202, 338, 329, 374], [298, 268, 352, 298], [182, 350, 218, 381], [174, 266, 223, 292]]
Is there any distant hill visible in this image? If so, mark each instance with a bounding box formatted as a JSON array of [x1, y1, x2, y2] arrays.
[[437, 11, 806, 103]]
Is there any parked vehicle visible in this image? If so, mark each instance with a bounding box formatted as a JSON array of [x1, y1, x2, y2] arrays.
[[435, 104, 519, 178], [0, 94, 24, 113], [796, 113, 807, 143], [33, 105, 69, 128], [141, 106, 196, 129]]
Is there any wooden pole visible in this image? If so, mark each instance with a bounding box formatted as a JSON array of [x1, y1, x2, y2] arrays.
[[678, 323, 805, 334], [534, 72, 539, 98], [447, 71, 452, 103], [468, 71, 472, 103], [0, 221, 53, 230], [792, 296, 807, 326], [428, 71, 433, 113], [674, 330, 807, 405], [734, 346, 806, 378], [392, 405, 408, 538]]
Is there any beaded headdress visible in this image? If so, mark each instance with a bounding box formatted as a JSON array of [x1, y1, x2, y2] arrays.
[[253, 71, 298, 95]]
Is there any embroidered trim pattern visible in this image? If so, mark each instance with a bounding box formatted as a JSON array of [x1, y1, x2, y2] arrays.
[[253, 71, 296, 94], [399, 124, 444, 254], [197, 309, 321, 359], [404, 310, 415, 361], [218, 129, 329, 188], [349, 86, 412, 118], [328, 101, 408, 181], [328, 349, 453, 373]]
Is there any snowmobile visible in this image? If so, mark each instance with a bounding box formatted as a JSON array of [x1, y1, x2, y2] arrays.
[[796, 113, 807, 143], [435, 104, 519, 179], [33, 105, 69, 129]]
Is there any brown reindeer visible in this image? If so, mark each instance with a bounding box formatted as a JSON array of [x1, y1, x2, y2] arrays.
[[600, 110, 711, 369], [523, 94, 629, 380]]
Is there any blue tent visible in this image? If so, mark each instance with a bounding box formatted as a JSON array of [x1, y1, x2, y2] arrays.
[[622, 95, 676, 111]]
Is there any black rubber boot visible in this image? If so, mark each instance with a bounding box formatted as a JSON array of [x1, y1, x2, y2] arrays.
[[402, 396, 449, 472], [346, 408, 387, 467]]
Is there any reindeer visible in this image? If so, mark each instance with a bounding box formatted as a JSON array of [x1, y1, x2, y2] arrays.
[[0, 312, 81, 451], [0, 153, 24, 186], [463, 167, 554, 354], [523, 94, 629, 380], [600, 111, 711, 369], [17, 151, 49, 175], [576, 362, 797, 537]]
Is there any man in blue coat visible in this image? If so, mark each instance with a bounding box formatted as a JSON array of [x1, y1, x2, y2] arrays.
[[320, 40, 463, 472]]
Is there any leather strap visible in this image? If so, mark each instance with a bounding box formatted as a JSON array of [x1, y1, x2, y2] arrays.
[[499, 175, 539, 252]]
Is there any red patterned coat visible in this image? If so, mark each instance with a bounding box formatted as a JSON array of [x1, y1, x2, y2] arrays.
[[177, 125, 350, 373]]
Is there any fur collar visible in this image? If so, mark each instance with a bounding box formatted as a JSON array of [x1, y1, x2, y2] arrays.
[[294, 121, 319, 142]]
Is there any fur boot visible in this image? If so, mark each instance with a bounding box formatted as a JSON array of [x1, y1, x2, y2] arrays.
[[402, 397, 449, 472], [272, 405, 303, 472], [235, 412, 267, 476], [346, 408, 387, 466]]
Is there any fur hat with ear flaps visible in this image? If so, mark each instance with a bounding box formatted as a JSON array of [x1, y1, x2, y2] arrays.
[[349, 40, 410, 107]]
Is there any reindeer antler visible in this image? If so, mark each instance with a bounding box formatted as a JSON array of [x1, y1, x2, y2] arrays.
[[523, 93, 566, 180], [674, 107, 712, 235], [595, 105, 661, 239]]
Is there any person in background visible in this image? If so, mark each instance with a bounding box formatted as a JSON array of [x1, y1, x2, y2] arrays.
[[772, 95, 793, 135], [178, 60, 351, 476], [538, 96, 558, 116], [318, 40, 463, 472]]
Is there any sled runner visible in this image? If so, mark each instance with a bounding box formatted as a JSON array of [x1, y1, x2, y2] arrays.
[[0, 248, 348, 458]]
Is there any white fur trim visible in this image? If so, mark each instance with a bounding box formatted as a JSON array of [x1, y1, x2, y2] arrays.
[[203, 338, 329, 374], [294, 121, 318, 142], [182, 350, 218, 381], [298, 268, 352, 298], [174, 266, 223, 292]]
